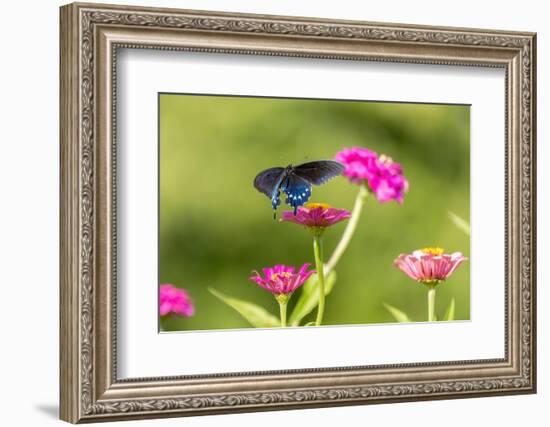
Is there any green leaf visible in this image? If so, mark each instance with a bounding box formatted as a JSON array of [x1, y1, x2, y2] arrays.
[[448, 211, 470, 236], [383, 303, 412, 323], [443, 298, 456, 321], [208, 288, 280, 328], [289, 271, 337, 326]]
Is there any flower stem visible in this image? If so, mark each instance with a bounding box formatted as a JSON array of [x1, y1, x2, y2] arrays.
[[325, 184, 369, 274], [427, 285, 436, 322], [279, 300, 287, 327], [313, 234, 326, 326]]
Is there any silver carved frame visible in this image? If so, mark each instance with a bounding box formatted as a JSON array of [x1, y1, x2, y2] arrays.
[[59, 2, 537, 423]]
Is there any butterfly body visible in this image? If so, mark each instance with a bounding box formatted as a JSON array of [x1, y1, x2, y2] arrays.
[[253, 160, 344, 217]]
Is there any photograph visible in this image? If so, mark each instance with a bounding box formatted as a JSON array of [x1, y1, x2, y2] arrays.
[[57, 2, 536, 422], [158, 94, 470, 332]]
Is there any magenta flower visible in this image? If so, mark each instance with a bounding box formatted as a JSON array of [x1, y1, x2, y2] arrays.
[[281, 202, 351, 231], [394, 247, 467, 285], [250, 264, 315, 296], [335, 146, 408, 203], [159, 284, 194, 317]]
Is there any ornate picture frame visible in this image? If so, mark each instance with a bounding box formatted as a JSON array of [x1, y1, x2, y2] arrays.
[[60, 2, 536, 423]]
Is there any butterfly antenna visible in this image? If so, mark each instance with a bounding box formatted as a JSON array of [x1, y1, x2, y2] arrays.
[[293, 205, 298, 216], [273, 211, 277, 220]]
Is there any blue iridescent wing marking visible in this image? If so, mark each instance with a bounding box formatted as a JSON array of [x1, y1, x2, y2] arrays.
[[281, 174, 312, 214], [293, 160, 345, 185]]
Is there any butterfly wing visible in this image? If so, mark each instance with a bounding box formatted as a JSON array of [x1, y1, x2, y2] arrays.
[[253, 167, 286, 213], [293, 160, 345, 185], [253, 167, 285, 198], [254, 160, 343, 217], [281, 173, 312, 214]]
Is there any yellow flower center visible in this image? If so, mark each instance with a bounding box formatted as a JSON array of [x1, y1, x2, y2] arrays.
[[304, 202, 331, 210], [421, 247, 444, 256], [271, 272, 292, 281]]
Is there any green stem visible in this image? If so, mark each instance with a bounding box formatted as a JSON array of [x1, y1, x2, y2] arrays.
[[279, 301, 287, 327], [427, 285, 436, 322], [325, 184, 369, 275], [313, 234, 326, 326]]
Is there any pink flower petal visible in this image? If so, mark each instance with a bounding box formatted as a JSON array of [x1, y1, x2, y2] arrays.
[[250, 263, 315, 295], [335, 146, 408, 203], [394, 250, 467, 283], [281, 205, 351, 228], [159, 284, 194, 318]]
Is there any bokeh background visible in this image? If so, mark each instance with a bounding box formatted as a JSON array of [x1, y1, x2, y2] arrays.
[[159, 94, 470, 331]]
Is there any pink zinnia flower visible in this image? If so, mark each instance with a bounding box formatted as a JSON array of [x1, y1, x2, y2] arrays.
[[335, 146, 408, 203], [159, 284, 194, 317], [250, 264, 315, 295], [281, 202, 351, 231], [394, 247, 467, 285]]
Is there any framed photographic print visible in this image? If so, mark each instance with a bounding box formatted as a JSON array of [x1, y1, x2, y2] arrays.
[[60, 2, 537, 423]]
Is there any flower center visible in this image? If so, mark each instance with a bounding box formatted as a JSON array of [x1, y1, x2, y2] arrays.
[[378, 154, 394, 166], [304, 202, 331, 210], [271, 272, 292, 281], [421, 247, 444, 256]]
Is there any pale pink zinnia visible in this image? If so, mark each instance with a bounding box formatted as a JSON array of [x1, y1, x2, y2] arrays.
[[159, 284, 194, 317], [250, 264, 315, 295], [335, 146, 408, 203], [394, 247, 467, 285], [281, 203, 351, 230]]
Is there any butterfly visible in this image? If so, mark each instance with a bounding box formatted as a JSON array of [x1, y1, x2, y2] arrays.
[[253, 160, 345, 218]]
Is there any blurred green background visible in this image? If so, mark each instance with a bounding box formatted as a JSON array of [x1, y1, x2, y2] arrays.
[[159, 94, 470, 331]]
